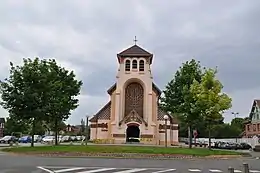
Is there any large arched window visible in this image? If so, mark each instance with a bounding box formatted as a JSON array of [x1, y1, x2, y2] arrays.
[[125, 60, 130, 71], [124, 82, 144, 118], [139, 60, 144, 71], [132, 60, 137, 69]]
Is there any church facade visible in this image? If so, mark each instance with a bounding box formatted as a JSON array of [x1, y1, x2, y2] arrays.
[[89, 44, 178, 145]]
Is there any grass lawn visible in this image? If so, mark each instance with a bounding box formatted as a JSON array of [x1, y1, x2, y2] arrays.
[[2, 145, 241, 156]]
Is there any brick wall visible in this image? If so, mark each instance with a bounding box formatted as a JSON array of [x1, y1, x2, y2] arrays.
[[245, 123, 260, 137]]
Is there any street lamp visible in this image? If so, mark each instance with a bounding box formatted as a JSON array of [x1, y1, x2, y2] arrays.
[[85, 115, 89, 145], [163, 115, 169, 147], [231, 112, 239, 143], [232, 112, 239, 118]]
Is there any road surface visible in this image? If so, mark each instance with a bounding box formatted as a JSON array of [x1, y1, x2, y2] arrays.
[[0, 152, 260, 173]]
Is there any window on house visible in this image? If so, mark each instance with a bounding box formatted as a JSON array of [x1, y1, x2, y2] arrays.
[[253, 124, 256, 131], [258, 123, 260, 131], [125, 60, 130, 71], [132, 60, 137, 69], [247, 125, 250, 131], [139, 60, 144, 71]]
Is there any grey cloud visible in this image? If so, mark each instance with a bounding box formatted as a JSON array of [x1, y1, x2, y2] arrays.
[[0, 0, 260, 124]]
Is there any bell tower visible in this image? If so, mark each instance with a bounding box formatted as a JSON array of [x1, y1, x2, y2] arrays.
[[114, 42, 154, 127]]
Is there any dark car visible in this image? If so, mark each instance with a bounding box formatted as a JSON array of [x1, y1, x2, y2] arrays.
[[237, 143, 252, 150], [0, 136, 17, 143], [18, 136, 32, 143]]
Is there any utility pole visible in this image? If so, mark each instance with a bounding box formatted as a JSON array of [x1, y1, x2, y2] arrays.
[[85, 115, 89, 145]]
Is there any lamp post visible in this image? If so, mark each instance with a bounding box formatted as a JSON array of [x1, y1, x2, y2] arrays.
[[85, 115, 89, 145], [231, 112, 239, 118], [231, 112, 239, 143], [163, 115, 169, 147]]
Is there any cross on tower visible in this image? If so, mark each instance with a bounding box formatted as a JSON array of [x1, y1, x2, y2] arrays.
[[133, 36, 138, 45]]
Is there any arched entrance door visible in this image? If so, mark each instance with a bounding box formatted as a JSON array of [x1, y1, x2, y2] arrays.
[[126, 125, 140, 142]]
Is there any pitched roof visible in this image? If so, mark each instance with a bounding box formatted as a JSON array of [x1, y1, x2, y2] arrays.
[[89, 101, 111, 122], [89, 102, 178, 125], [107, 82, 161, 95], [0, 118, 5, 123], [249, 99, 260, 120], [118, 45, 152, 57], [157, 107, 178, 124]]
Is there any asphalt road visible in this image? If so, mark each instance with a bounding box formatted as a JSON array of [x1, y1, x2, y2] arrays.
[[0, 152, 260, 173]]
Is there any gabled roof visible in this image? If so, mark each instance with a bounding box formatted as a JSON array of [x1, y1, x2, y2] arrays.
[[157, 107, 178, 124], [107, 82, 161, 96], [89, 101, 111, 122], [249, 99, 260, 120], [118, 45, 152, 57]]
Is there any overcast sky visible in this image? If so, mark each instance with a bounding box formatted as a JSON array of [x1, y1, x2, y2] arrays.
[[0, 0, 259, 125]]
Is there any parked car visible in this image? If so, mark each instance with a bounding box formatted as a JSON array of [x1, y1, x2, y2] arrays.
[[18, 136, 32, 143], [0, 136, 17, 143], [237, 143, 252, 150], [41, 136, 55, 143], [60, 136, 72, 142], [213, 141, 251, 150]]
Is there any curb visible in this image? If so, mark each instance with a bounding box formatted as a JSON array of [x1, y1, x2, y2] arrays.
[[5, 152, 244, 160]]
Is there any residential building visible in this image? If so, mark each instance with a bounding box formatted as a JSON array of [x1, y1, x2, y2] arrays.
[[245, 99, 260, 137]]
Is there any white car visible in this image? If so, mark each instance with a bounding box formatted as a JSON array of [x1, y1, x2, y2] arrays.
[[42, 136, 55, 143]]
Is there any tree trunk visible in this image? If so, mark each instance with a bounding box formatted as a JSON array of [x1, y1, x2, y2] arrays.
[[54, 118, 58, 145], [208, 123, 211, 150], [30, 119, 35, 147], [188, 125, 192, 149]]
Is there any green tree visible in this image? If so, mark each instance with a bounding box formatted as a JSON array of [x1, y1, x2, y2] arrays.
[[4, 115, 30, 135], [161, 59, 203, 148], [0, 58, 82, 146], [0, 58, 52, 146], [211, 123, 240, 138], [190, 68, 232, 149], [44, 59, 82, 145], [231, 117, 244, 130], [48, 120, 67, 135], [80, 118, 85, 135]]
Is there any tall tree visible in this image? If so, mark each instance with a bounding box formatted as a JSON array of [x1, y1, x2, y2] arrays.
[[161, 59, 203, 148], [0, 58, 52, 146], [44, 59, 82, 145], [0, 58, 82, 146], [80, 118, 85, 135], [190, 68, 232, 149]]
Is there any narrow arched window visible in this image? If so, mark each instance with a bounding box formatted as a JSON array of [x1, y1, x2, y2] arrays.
[[132, 60, 137, 69], [125, 60, 131, 71], [139, 60, 144, 71]]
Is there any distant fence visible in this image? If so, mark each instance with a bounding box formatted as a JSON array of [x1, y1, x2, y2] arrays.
[[179, 137, 260, 148]]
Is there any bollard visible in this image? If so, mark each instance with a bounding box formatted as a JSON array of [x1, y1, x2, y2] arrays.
[[243, 163, 249, 173], [228, 167, 234, 173]]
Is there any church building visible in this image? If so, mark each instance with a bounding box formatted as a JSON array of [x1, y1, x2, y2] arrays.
[[89, 43, 179, 145]]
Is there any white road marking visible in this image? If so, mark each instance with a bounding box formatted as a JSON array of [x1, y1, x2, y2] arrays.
[[37, 166, 54, 173], [188, 169, 201, 172], [250, 170, 260, 173], [151, 169, 176, 173], [55, 167, 85, 172], [113, 168, 147, 173], [234, 170, 242, 173], [77, 168, 117, 173], [209, 169, 222, 172]]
